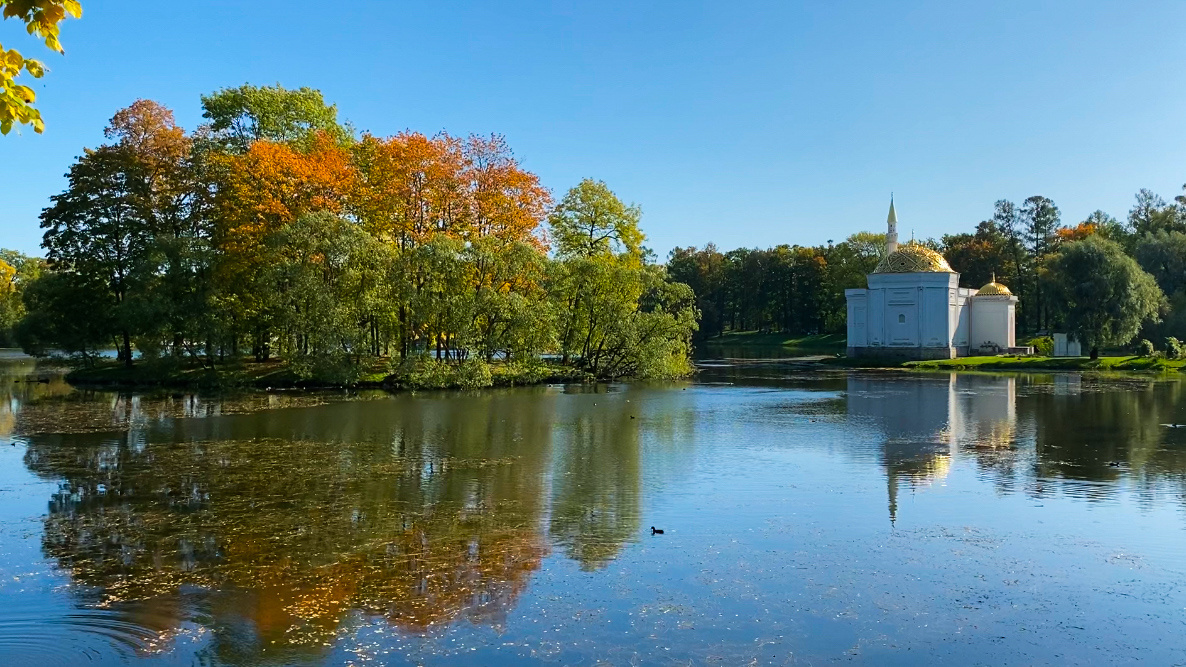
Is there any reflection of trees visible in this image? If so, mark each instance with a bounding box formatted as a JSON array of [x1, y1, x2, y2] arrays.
[[23, 390, 563, 662], [850, 370, 1186, 517], [548, 387, 642, 570], [0, 359, 73, 440], [1021, 375, 1186, 501]]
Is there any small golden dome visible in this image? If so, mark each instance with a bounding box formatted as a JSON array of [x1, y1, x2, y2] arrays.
[[976, 274, 1012, 296], [873, 242, 954, 274]]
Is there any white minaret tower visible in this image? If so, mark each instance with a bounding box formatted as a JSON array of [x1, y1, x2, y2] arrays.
[[886, 195, 899, 254]]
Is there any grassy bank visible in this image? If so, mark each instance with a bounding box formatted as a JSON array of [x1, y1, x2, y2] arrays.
[[824, 354, 1186, 372], [698, 332, 846, 351], [65, 358, 595, 391]]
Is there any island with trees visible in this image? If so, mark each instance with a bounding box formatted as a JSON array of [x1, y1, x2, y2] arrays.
[[1, 85, 698, 388]]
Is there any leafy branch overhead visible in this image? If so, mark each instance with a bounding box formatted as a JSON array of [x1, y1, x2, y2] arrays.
[[0, 0, 81, 134]]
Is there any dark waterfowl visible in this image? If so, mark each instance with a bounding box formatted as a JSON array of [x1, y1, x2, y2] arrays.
[[651, 526, 664, 535]]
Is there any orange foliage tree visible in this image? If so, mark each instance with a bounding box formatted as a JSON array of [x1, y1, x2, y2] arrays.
[[210, 132, 356, 359]]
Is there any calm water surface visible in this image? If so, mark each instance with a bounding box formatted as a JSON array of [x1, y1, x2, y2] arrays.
[[0, 353, 1184, 665]]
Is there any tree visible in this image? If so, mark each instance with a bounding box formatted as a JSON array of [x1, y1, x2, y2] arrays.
[[667, 244, 726, 338], [990, 199, 1032, 329], [548, 179, 644, 260], [0, 249, 41, 346], [942, 220, 1012, 289], [16, 269, 111, 363], [465, 134, 551, 248], [547, 180, 692, 373], [1127, 188, 1185, 236], [199, 84, 351, 153], [1, 0, 81, 134], [210, 134, 356, 359], [1020, 196, 1061, 330], [39, 144, 155, 366], [263, 211, 387, 376], [1045, 235, 1165, 358]]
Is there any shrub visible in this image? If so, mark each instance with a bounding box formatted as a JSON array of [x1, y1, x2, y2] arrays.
[[290, 354, 361, 384], [454, 358, 493, 389], [1138, 339, 1155, 357], [404, 357, 494, 390], [1167, 337, 1183, 360], [1026, 335, 1054, 357]]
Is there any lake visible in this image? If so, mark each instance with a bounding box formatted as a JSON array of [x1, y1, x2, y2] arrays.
[[0, 354, 1184, 665]]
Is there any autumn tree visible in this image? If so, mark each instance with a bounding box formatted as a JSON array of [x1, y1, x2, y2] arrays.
[[210, 133, 356, 359], [942, 220, 1012, 289], [1, 0, 81, 134]]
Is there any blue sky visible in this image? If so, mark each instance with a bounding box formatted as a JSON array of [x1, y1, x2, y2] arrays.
[[3, 1, 1186, 257]]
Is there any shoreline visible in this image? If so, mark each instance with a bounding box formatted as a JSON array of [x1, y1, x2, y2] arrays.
[[62, 359, 599, 392], [822, 354, 1186, 373]]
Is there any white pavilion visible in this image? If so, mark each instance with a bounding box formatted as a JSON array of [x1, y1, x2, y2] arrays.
[[844, 199, 1019, 360]]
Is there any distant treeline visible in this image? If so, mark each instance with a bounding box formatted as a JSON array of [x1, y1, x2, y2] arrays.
[[670, 194, 1183, 354], [0, 86, 697, 380]]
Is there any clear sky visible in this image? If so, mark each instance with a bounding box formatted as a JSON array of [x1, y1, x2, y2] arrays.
[[3, 1, 1186, 258]]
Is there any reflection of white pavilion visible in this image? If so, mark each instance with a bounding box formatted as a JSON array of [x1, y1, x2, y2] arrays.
[[846, 373, 1017, 521]]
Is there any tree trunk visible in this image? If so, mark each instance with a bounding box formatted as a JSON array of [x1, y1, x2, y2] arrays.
[[1090, 347, 1099, 360], [122, 330, 133, 368]]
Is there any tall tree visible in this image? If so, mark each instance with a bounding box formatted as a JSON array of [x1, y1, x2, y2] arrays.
[[40, 144, 155, 365], [0, 249, 42, 346], [1020, 196, 1061, 330]]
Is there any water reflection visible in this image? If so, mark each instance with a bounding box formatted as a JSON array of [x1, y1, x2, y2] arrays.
[[14, 384, 651, 663], [846, 372, 1186, 519], [5, 358, 1186, 664]]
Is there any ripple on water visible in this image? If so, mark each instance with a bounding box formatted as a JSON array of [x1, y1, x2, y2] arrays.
[[0, 608, 176, 665]]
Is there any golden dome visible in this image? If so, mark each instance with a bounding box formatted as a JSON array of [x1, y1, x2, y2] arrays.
[[976, 275, 1012, 296], [873, 242, 954, 274]]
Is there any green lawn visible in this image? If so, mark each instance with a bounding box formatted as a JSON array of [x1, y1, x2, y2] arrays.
[[698, 331, 846, 351], [904, 355, 1186, 372]]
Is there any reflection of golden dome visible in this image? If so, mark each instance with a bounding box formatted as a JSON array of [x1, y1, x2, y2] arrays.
[[873, 243, 954, 273], [976, 279, 1012, 296]]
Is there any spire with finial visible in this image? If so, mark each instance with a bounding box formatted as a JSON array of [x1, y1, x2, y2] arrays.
[[886, 194, 899, 254]]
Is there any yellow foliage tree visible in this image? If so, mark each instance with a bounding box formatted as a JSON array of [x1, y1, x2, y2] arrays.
[[1, 0, 81, 134]]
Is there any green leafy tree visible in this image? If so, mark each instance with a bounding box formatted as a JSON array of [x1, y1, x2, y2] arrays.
[[666, 244, 727, 338], [199, 84, 351, 153], [16, 269, 111, 363], [1020, 195, 1061, 331], [264, 211, 386, 375], [1134, 230, 1186, 342], [992, 199, 1032, 330], [1045, 235, 1165, 358], [39, 144, 155, 366], [549, 178, 644, 260], [0, 249, 42, 346], [1128, 188, 1184, 236], [466, 236, 554, 361], [1, 0, 81, 134]]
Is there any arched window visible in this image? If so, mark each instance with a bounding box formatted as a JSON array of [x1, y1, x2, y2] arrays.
[[898, 314, 906, 324]]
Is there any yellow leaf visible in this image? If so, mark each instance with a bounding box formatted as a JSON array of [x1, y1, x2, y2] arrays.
[[63, 0, 82, 18]]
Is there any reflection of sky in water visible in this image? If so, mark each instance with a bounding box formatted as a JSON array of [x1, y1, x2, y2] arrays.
[[0, 358, 1184, 664]]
